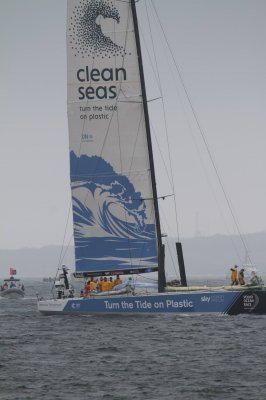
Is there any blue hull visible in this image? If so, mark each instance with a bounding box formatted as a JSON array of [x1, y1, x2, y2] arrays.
[[38, 289, 266, 315]]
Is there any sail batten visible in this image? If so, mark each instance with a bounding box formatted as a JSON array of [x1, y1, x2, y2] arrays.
[[67, 0, 158, 275]]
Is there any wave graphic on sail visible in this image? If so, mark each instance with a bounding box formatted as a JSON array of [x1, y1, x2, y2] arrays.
[[69, 0, 126, 58], [70, 151, 157, 272]]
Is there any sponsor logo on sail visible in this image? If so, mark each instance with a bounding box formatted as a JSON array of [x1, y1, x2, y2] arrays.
[[69, 1, 130, 100], [69, 0, 127, 58]]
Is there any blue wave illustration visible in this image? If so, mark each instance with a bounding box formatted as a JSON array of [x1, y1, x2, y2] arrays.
[[70, 151, 157, 272]]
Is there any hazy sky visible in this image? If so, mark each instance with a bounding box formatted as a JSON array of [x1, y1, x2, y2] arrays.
[[1, 0, 266, 250]]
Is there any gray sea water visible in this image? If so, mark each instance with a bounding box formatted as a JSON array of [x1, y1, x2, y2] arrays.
[[1, 280, 266, 400]]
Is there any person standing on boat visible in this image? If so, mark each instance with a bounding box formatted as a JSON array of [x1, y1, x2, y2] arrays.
[[101, 277, 109, 292], [107, 277, 114, 291], [230, 265, 238, 285], [84, 281, 91, 297], [89, 278, 96, 291], [238, 269, 245, 285], [114, 275, 123, 287], [98, 277, 104, 292]]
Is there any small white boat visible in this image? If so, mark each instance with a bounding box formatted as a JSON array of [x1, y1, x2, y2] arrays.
[[0, 276, 25, 299]]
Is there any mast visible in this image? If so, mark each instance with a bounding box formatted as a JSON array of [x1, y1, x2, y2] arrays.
[[130, 0, 166, 291]]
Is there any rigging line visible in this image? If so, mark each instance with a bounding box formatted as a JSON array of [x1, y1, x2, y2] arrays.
[[112, 2, 131, 182], [116, 5, 156, 269], [116, 82, 133, 267], [145, 0, 180, 240], [151, 0, 252, 263], [112, 4, 135, 268], [146, 13, 242, 263], [129, 108, 144, 174], [145, 0, 162, 93], [147, 97, 162, 103], [71, 169, 150, 177], [54, 14, 81, 290], [70, 96, 162, 104], [127, 113, 148, 268], [51, 241, 74, 296], [139, 27, 161, 90], [164, 60, 243, 262], [50, 266, 61, 298], [124, 175, 167, 274], [159, 208, 179, 277], [136, 274, 158, 283], [50, 229, 74, 296], [140, 193, 174, 201], [59, 232, 74, 266], [135, 205, 158, 270], [122, 157, 156, 271], [116, 97, 162, 103], [149, 120, 172, 184], [97, 2, 131, 164], [51, 235, 75, 297], [56, 201, 73, 269], [114, 5, 124, 176], [122, 110, 156, 270], [118, 1, 132, 170]]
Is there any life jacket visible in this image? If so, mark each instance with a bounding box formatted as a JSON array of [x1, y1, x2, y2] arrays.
[[107, 280, 114, 291], [101, 280, 109, 292], [114, 278, 122, 287], [231, 269, 237, 281]]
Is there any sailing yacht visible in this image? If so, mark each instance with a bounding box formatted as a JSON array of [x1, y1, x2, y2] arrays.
[[37, 0, 266, 315]]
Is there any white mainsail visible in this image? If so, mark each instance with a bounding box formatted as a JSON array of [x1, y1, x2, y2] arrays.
[[67, 0, 158, 275]]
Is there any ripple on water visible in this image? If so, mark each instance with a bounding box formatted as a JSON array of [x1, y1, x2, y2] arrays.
[[1, 282, 266, 399]]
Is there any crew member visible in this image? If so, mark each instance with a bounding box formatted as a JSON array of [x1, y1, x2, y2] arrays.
[[89, 278, 96, 291], [238, 268, 245, 285], [101, 277, 109, 292], [98, 277, 104, 292], [230, 265, 238, 285], [84, 281, 91, 297], [107, 277, 114, 291], [113, 275, 123, 287]]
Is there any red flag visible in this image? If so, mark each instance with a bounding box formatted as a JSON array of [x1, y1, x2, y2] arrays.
[[9, 267, 17, 276]]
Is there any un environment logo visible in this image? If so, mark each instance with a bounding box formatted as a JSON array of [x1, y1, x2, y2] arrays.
[[69, 0, 128, 58]]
